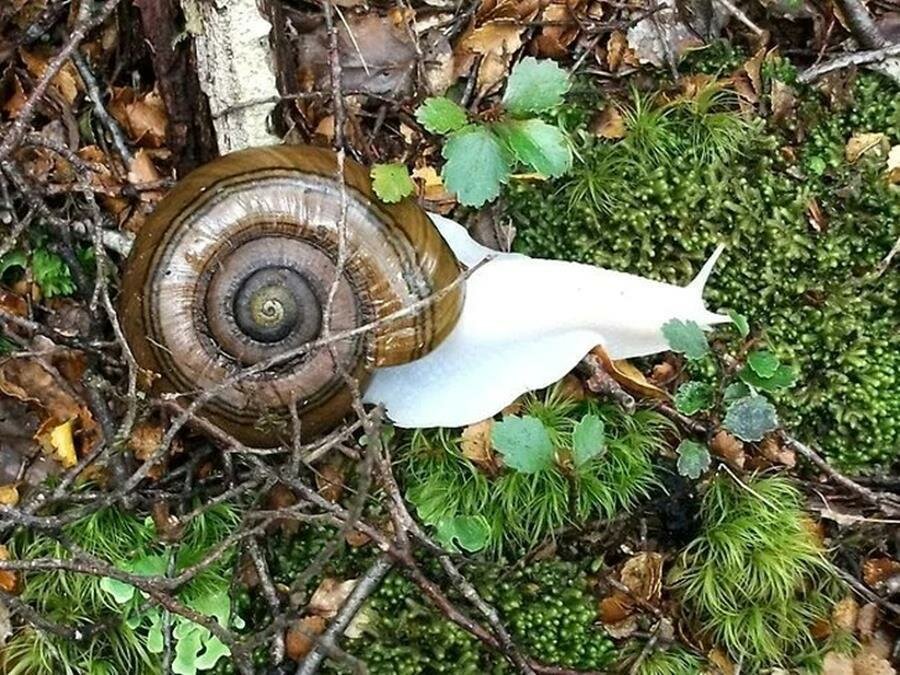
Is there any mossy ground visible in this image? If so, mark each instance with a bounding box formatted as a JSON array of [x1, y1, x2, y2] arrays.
[[506, 56, 899, 470]]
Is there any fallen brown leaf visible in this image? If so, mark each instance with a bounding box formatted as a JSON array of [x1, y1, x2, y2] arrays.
[[620, 551, 663, 602], [0, 545, 18, 594], [845, 133, 889, 164], [308, 577, 357, 618], [285, 615, 327, 661], [598, 590, 633, 623], [315, 463, 344, 503], [19, 48, 81, 105], [758, 435, 796, 467], [590, 106, 626, 140], [128, 421, 163, 461], [710, 430, 745, 469], [35, 417, 77, 468], [606, 31, 637, 72], [862, 557, 900, 587], [0, 485, 19, 506], [461, 419, 500, 474], [591, 346, 669, 400]]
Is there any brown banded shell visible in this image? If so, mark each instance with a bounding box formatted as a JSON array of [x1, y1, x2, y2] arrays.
[[120, 145, 464, 446]]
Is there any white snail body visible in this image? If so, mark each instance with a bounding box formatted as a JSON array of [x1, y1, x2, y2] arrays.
[[364, 214, 727, 428]]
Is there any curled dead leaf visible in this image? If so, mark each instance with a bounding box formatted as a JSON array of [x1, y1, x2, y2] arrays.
[[35, 417, 77, 468], [590, 106, 626, 140], [598, 590, 633, 624], [758, 435, 796, 467], [285, 615, 327, 661], [620, 552, 663, 602], [308, 577, 357, 618], [606, 30, 638, 72], [845, 133, 889, 164], [591, 346, 669, 400], [19, 48, 81, 105], [0, 545, 19, 594], [0, 484, 20, 506], [461, 419, 500, 474], [128, 421, 163, 461], [710, 430, 745, 469], [315, 463, 345, 503]]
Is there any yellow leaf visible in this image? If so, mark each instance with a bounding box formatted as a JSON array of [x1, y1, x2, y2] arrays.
[[38, 418, 78, 468], [845, 132, 889, 164], [0, 485, 19, 506]]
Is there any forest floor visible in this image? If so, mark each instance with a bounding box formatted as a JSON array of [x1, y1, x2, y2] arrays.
[[0, 1, 898, 674]]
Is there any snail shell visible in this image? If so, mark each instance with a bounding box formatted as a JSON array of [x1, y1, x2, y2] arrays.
[[120, 145, 464, 446]]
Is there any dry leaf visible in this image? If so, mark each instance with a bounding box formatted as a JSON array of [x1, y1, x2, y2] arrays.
[[533, 0, 583, 58], [413, 165, 456, 211], [845, 133, 889, 164], [603, 614, 638, 638], [707, 648, 736, 675], [0, 545, 18, 594], [770, 80, 797, 125], [806, 198, 828, 233], [887, 145, 900, 184], [285, 615, 327, 661], [128, 422, 163, 461], [591, 346, 669, 400], [0, 485, 19, 506], [606, 31, 636, 72], [598, 590, 633, 623], [710, 430, 745, 469], [758, 435, 796, 467], [620, 552, 663, 602], [344, 529, 371, 548], [742, 47, 766, 97], [308, 577, 357, 618], [124, 90, 167, 148], [590, 106, 626, 139], [461, 419, 500, 474], [1, 74, 27, 118], [19, 48, 81, 104], [315, 463, 345, 503], [36, 417, 77, 468]]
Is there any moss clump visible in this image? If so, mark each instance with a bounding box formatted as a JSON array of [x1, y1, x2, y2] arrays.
[[402, 390, 670, 555], [618, 643, 705, 674], [507, 71, 900, 469], [342, 560, 614, 673], [670, 475, 842, 671]]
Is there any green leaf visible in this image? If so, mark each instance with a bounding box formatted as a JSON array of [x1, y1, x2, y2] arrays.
[[572, 414, 605, 467], [724, 396, 778, 441], [502, 57, 570, 116], [493, 119, 572, 178], [676, 440, 711, 479], [370, 163, 415, 203], [747, 350, 780, 378], [442, 126, 511, 207], [723, 381, 751, 403], [415, 97, 468, 135], [727, 309, 750, 337], [738, 364, 797, 392], [194, 636, 229, 670], [31, 249, 75, 298], [99, 576, 135, 604], [436, 515, 491, 552], [146, 613, 164, 654], [491, 415, 555, 473], [674, 382, 714, 415], [173, 627, 203, 675], [662, 319, 710, 360], [406, 483, 450, 526], [0, 249, 27, 278]]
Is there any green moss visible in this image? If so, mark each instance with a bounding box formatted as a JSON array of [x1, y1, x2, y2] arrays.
[[506, 72, 900, 469], [670, 475, 842, 671], [340, 560, 614, 673], [618, 643, 705, 674], [402, 390, 671, 556]]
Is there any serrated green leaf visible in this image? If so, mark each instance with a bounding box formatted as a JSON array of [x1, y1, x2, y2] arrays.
[[370, 163, 415, 203], [739, 364, 797, 392], [674, 382, 714, 415], [662, 319, 710, 360], [436, 515, 491, 552], [676, 439, 711, 479], [502, 57, 570, 116], [491, 415, 555, 473], [747, 350, 780, 378], [727, 309, 749, 337], [724, 396, 778, 441], [493, 119, 572, 178], [442, 126, 511, 207], [572, 414, 605, 467], [415, 97, 468, 135], [723, 381, 751, 403]]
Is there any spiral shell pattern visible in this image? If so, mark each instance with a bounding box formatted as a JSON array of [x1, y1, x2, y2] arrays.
[[120, 146, 463, 445]]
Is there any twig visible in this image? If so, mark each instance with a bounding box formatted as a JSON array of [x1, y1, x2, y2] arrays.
[[713, 0, 764, 36], [71, 51, 134, 167], [296, 553, 392, 674], [798, 43, 900, 82]]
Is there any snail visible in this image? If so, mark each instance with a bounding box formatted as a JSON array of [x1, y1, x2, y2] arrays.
[[121, 144, 726, 445], [119, 145, 463, 446]]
